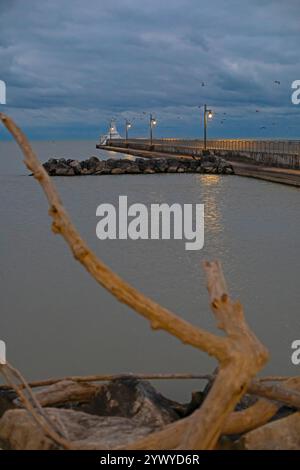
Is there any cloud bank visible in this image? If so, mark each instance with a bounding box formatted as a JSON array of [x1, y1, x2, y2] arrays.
[[0, 0, 299, 139]]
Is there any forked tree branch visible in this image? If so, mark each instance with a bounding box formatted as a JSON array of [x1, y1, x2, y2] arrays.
[[0, 113, 269, 450]]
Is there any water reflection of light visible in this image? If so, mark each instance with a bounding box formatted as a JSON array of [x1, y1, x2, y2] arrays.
[[200, 175, 220, 186], [197, 175, 223, 235]]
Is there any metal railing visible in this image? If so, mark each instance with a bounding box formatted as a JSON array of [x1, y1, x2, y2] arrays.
[[107, 138, 300, 156]]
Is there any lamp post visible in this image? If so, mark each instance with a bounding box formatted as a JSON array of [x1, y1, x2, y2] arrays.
[[125, 119, 132, 141], [203, 104, 213, 150], [149, 114, 157, 146]]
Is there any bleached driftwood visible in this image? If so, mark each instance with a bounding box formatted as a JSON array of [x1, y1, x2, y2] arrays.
[[0, 113, 276, 450]]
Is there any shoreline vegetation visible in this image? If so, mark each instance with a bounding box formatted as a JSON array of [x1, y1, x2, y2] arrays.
[[1, 112, 300, 450]]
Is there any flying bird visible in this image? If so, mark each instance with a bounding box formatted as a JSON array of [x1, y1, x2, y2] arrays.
[[201, 82, 205, 87], [274, 80, 281, 85]]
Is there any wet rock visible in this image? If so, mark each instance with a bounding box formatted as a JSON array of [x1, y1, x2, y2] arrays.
[[68, 160, 82, 175], [82, 378, 179, 427], [55, 167, 75, 176], [126, 165, 140, 174], [0, 390, 17, 419], [153, 159, 169, 172], [94, 168, 111, 175], [202, 162, 216, 173], [189, 161, 200, 171], [86, 156, 100, 170], [80, 168, 94, 175], [111, 168, 124, 175], [168, 164, 179, 173], [105, 159, 119, 169], [0, 408, 156, 450], [136, 158, 148, 171], [236, 412, 300, 450]]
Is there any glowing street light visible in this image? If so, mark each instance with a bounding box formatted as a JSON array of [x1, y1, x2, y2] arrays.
[[125, 119, 132, 141], [109, 119, 116, 142], [149, 114, 157, 145], [203, 104, 213, 150]]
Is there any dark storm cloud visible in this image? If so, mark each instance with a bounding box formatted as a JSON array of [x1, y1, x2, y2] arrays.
[[0, 0, 299, 139]]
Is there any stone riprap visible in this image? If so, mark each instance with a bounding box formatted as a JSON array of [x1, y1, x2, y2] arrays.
[[42, 155, 234, 176]]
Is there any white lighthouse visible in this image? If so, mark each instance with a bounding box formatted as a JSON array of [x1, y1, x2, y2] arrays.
[[100, 119, 122, 145]]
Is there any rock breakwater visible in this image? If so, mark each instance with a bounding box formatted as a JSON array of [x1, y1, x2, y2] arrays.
[[42, 155, 234, 176]]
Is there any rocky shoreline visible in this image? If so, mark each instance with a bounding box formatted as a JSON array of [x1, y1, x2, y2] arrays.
[[42, 154, 234, 176], [0, 376, 296, 450]]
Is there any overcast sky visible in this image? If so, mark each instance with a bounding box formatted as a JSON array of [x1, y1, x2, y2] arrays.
[[0, 0, 300, 140]]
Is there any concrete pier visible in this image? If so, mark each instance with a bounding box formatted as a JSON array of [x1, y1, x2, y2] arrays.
[[96, 139, 300, 187], [97, 138, 300, 170]]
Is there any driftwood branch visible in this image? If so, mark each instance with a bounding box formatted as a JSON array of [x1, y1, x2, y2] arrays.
[[0, 113, 270, 450], [0, 373, 212, 391], [249, 377, 300, 408], [2, 373, 300, 410]]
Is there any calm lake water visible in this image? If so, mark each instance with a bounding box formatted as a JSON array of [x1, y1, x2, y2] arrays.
[[1, 140, 300, 402]]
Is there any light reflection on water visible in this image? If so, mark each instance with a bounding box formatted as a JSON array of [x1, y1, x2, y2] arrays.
[[198, 175, 223, 236]]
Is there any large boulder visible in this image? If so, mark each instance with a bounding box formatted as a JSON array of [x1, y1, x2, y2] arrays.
[[105, 159, 119, 169], [86, 156, 100, 170], [111, 168, 124, 175], [82, 378, 179, 427], [0, 408, 155, 450], [236, 412, 300, 450], [55, 167, 75, 176], [68, 160, 82, 175], [136, 158, 149, 172], [126, 164, 141, 174], [80, 168, 95, 175], [153, 159, 169, 172], [168, 164, 179, 173]]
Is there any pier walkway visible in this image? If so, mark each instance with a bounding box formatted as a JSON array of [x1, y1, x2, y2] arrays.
[[97, 143, 300, 187]]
